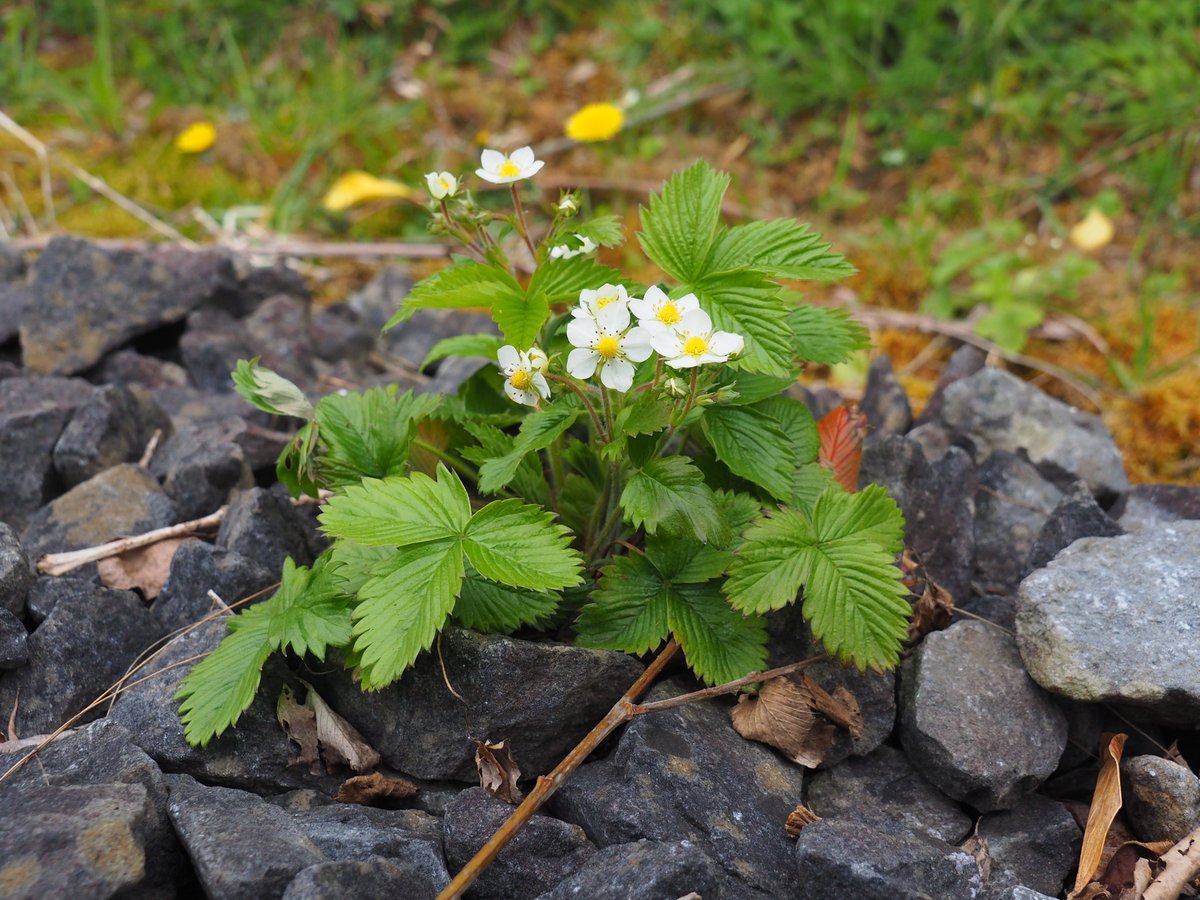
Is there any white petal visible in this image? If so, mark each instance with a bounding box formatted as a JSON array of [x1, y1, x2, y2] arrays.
[[651, 330, 683, 358], [532, 373, 551, 399], [621, 327, 654, 362], [698, 352, 730, 364], [627, 297, 653, 321], [549, 245, 566, 259], [597, 301, 630, 334], [497, 345, 520, 370], [480, 149, 506, 171], [642, 285, 669, 308], [511, 146, 536, 167], [425, 173, 444, 198], [601, 358, 635, 392], [665, 354, 701, 369], [708, 331, 744, 356], [678, 308, 712, 335], [567, 348, 599, 379], [475, 168, 503, 184], [675, 293, 700, 314], [505, 381, 537, 406], [566, 317, 599, 349], [522, 159, 545, 178]]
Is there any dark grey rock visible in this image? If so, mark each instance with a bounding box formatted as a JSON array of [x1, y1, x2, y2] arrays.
[[549, 678, 807, 899], [1026, 481, 1124, 574], [974, 451, 1062, 595], [242, 295, 317, 388], [218, 262, 310, 318], [0, 522, 33, 617], [20, 236, 235, 375], [384, 308, 497, 371], [1122, 755, 1200, 843], [52, 384, 172, 487], [917, 344, 987, 426], [289, 803, 443, 864], [0, 375, 94, 530], [1017, 522, 1200, 724], [900, 621, 1067, 812], [25, 574, 95, 625], [166, 774, 324, 900], [793, 818, 985, 899], [907, 421, 952, 461], [178, 306, 250, 391], [20, 463, 177, 561], [152, 539, 277, 632], [314, 628, 644, 781], [0, 284, 30, 344], [1112, 484, 1200, 531], [424, 355, 491, 396], [346, 265, 410, 333], [0, 607, 28, 668], [283, 857, 445, 900], [806, 744, 972, 844], [0, 243, 25, 282], [861, 355, 912, 441], [444, 787, 594, 900], [0, 782, 159, 898], [978, 793, 1080, 896], [311, 304, 375, 365], [217, 486, 317, 574], [989, 888, 1057, 900], [859, 434, 976, 604], [0, 584, 162, 735], [535, 839, 722, 900], [94, 349, 189, 391], [150, 422, 254, 519], [937, 367, 1129, 499]]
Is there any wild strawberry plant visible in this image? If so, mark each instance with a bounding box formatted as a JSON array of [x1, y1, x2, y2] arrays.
[[177, 149, 910, 747]]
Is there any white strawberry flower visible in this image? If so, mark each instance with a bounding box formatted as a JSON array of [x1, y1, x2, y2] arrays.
[[628, 285, 699, 338], [548, 234, 598, 260], [527, 346, 549, 374], [652, 308, 744, 369], [425, 171, 458, 199], [498, 345, 551, 406], [566, 303, 653, 392], [476, 146, 544, 184], [571, 283, 628, 321]]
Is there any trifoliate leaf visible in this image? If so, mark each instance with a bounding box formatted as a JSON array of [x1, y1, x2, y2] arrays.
[[491, 287, 550, 350], [646, 490, 760, 583], [351, 539, 464, 690], [314, 388, 441, 490], [421, 334, 505, 370], [792, 462, 835, 516], [637, 161, 730, 284], [477, 399, 581, 495], [620, 456, 728, 544], [568, 214, 625, 248], [687, 270, 792, 376], [268, 556, 353, 660], [527, 255, 631, 305], [757, 395, 820, 466], [707, 219, 856, 282], [701, 403, 796, 501], [385, 260, 523, 330], [319, 465, 470, 547], [232, 358, 314, 419], [575, 553, 670, 654], [463, 499, 583, 591], [327, 541, 393, 595], [461, 420, 550, 505], [602, 392, 673, 461], [667, 582, 768, 685], [453, 569, 560, 632], [788, 305, 871, 366]]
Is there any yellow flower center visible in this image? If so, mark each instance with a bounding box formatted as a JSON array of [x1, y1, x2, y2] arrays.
[[683, 336, 709, 356], [596, 336, 621, 360], [657, 302, 681, 325], [499, 160, 521, 177], [439, 179, 452, 191], [510, 368, 532, 390], [596, 294, 619, 310]]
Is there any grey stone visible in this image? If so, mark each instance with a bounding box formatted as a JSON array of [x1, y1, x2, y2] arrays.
[[0, 585, 162, 735], [230, 262, 311, 315], [346, 266, 411, 333], [917, 344, 986, 426], [0, 376, 94, 530], [242, 295, 317, 386], [0, 522, 33, 617], [20, 463, 177, 562], [937, 367, 1129, 499], [283, 857, 445, 900], [20, 236, 235, 375], [861, 355, 912, 441], [989, 888, 1056, 900], [52, 384, 172, 487], [806, 744, 973, 844], [1016, 522, 1200, 724], [1112, 484, 1200, 531], [0, 284, 28, 344], [94, 349, 189, 391], [311, 304, 375, 365], [978, 794, 1080, 896], [0, 782, 159, 899], [0, 243, 25, 282], [900, 621, 1067, 812], [289, 803, 443, 866], [535, 839, 723, 900], [973, 451, 1063, 595], [549, 678, 807, 899], [0, 607, 28, 668], [1122, 755, 1200, 843], [166, 774, 324, 900], [150, 422, 254, 519], [153, 539, 277, 632], [1026, 481, 1123, 574], [25, 574, 95, 625], [793, 818, 985, 899], [860, 434, 976, 604], [444, 787, 594, 900], [907, 422, 953, 461], [384, 307, 497, 370], [314, 628, 644, 781], [217, 486, 318, 574], [178, 306, 249, 391]]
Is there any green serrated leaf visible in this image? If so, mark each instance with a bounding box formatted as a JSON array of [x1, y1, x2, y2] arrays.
[[755, 395, 820, 466], [268, 556, 353, 660], [718, 371, 797, 405], [462, 419, 550, 504], [567, 214, 625, 248], [527, 255, 631, 306], [385, 260, 523, 331], [276, 421, 322, 499], [464, 499, 583, 591], [477, 400, 580, 495], [327, 541, 393, 595], [646, 490, 761, 583], [421, 333, 505, 370], [707, 219, 856, 282], [602, 392, 673, 461], [637, 161, 730, 283], [575, 553, 670, 654], [232, 359, 314, 419], [701, 403, 795, 501], [620, 456, 728, 544], [351, 539, 464, 690], [319, 464, 470, 546], [667, 582, 768, 685], [314, 388, 440, 490], [453, 569, 560, 632], [791, 462, 835, 516], [492, 287, 551, 349], [788, 305, 871, 366], [812, 483, 905, 555], [687, 270, 792, 376]]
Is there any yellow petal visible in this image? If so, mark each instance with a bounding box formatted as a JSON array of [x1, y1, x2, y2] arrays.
[[565, 102, 624, 143], [322, 171, 416, 212], [175, 122, 216, 154], [1069, 208, 1114, 252]]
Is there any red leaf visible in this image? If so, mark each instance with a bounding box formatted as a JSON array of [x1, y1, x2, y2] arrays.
[[818, 404, 868, 493]]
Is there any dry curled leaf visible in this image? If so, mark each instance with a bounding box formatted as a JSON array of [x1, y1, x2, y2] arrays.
[[474, 738, 523, 804], [1071, 733, 1129, 896], [277, 684, 321, 773], [731, 676, 837, 768], [335, 771, 419, 806], [902, 550, 955, 643], [97, 537, 188, 599], [277, 683, 381, 775], [818, 404, 868, 493], [799, 675, 863, 740], [962, 828, 994, 887], [785, 804, 821, 839]]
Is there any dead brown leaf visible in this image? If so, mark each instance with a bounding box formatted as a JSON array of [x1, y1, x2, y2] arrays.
[[335, 771, 419, 806], [730, 676, 837, 768], [903, 549, 955, 642], [276, 683, 381, 775], [799, 675, 864, 740], [785, 804, 821, 839], [962, 824, 994, 886], [276, 684, 320, 773], [474, 738, 523, 804], [1071, 733, 1129, 896], [97, 537, 188, 599]]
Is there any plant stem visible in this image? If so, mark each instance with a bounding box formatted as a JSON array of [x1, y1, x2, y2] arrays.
[[546, 440, 565, 514], [440, 198, 486, 257], [509, 184, 538, 260], [437, 639, 681, 900], [660, 367, 699, 451], [628, 654, 829, 716], [544, 373, 605, 441], [412, 438, 480, 484], [600, 386, 615, 442]]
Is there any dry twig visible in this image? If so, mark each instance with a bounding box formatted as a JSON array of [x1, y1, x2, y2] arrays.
[[1143, 824, 1200, 900]]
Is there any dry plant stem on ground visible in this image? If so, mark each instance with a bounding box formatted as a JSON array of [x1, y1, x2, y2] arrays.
[[1142, 824, 1200, 900], [439, 645, 830, 899]]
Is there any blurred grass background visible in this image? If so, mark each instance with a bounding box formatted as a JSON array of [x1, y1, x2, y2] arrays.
[[1, 0, 1198, 481]]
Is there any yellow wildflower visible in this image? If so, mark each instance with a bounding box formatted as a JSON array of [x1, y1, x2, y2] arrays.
[[1069, 208, 1115, 252], [565, 103, 624, 143], [322, 172, 416, 212], [175, 122, 216, 154]]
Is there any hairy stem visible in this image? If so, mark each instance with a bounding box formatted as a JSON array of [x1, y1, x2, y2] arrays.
[[509, 184, 538, 260], [544, 373, 606, 441]]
